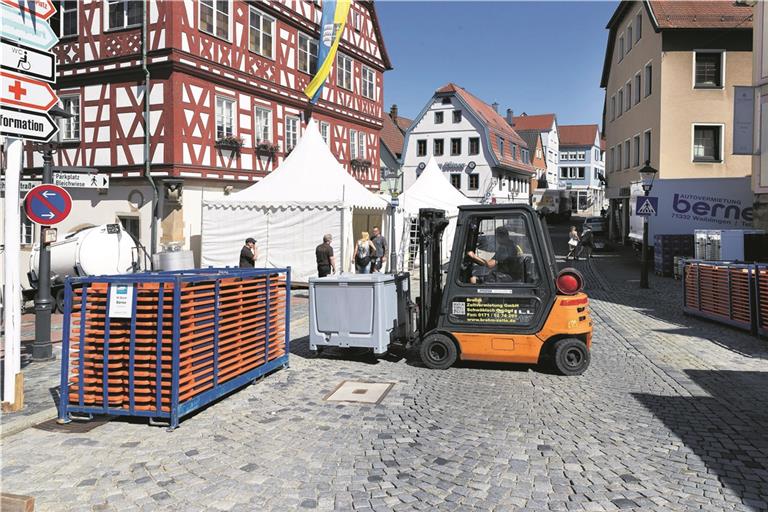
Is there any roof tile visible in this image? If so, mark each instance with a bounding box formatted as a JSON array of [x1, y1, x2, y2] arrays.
[[559, 124, 600, 147]]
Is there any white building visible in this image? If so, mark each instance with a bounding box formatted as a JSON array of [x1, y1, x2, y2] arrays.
[[401, 83, 535, 203], [512, 113, 560, 189]]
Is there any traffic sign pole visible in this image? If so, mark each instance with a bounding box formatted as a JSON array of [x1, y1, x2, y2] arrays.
[[31, 149, 55, 361]]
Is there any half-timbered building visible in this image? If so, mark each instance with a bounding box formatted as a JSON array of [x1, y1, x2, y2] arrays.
[[23, 0, 391, 263]]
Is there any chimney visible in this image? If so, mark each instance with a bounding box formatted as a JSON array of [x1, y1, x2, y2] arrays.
[[506, 108, 514, 125], [390, 104, 398, 122], [491, 102, 499, 113]]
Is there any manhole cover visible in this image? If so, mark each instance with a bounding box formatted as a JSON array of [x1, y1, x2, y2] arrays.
[[34, 416, 111, 433], [324, 381, 394, 404]]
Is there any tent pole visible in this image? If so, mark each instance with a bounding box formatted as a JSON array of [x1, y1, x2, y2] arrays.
[[341, 185, 346, 274]]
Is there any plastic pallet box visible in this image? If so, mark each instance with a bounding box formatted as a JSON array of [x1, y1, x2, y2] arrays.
[[308, 273, 399, 355]]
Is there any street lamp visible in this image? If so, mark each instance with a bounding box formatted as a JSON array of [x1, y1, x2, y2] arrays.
[[638, 160, 657, 289], [31, 105, 73, 361], [383, 166, 404, 273]]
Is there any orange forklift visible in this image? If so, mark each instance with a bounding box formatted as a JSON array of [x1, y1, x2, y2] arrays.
[[397, 205, 592, 375]]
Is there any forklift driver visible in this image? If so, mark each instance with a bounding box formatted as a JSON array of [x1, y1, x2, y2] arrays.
[[466, 226, 533, 284]]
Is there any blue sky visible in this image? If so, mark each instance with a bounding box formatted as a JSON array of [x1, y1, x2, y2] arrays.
[[375, 1, 617, 126]]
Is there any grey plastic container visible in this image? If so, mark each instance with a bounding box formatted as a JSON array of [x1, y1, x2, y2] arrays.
[[308, 273, 399, 355]]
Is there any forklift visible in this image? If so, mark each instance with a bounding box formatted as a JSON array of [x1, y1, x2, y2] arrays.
[[397, 205, 592, 375]]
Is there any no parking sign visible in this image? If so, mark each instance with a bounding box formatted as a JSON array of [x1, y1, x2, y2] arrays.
[[23, 184, 72, 225]]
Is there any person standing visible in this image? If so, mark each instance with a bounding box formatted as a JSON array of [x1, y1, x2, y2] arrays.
[[353, 232, 376, 274], [315, 234, 336, 277], [580, 226, 594, 260], [565, 226, 580, 261], [370, 226, 388, 272], [239, 237, 258, 268]]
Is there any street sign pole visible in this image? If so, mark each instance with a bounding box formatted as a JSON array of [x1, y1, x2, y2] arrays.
[[2, 137, 24, 408], [31, 146, 55, 361]]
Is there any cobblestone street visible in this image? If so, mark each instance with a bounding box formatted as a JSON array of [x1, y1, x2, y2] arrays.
[[2, 230, 768, 511]]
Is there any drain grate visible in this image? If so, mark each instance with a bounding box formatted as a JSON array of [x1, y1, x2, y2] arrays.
[[34, 416, 111, 433], [324, 381, 394, 404]]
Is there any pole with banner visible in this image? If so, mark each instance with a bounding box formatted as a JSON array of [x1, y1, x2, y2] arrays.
[[303, 0, 351, 104]]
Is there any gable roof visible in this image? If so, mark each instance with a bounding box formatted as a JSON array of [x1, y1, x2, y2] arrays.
[[559, 124, 600, 147], [435, 83, 534, 174], [600, 1, 752, 87], [516, 130, 542, 156], [511, 113, 556, 132], [380, 112, 405, 157], [360, 1, 393, 70]]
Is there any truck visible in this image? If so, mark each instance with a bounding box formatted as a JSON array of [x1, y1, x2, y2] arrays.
[[531, 188, 572, 222], [24, 223, 148, 312], [629, 176, 754, 251]]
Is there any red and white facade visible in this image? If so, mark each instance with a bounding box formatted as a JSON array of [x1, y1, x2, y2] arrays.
[[23, 0, 391, 262]]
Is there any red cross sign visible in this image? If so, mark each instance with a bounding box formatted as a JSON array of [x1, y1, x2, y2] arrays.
[[0, 70, 57, 111]]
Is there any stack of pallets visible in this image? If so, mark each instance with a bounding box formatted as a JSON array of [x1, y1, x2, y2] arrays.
[[683, 261, 753, 332], [60, 268, 290, 428], [654, 234, 694, 277]]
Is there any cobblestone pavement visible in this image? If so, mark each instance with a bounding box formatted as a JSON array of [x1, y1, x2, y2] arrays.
[[2, 232, 767, 511]]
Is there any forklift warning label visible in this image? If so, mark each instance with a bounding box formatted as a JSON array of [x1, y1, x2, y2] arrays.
[[450, 297, 535, 325]]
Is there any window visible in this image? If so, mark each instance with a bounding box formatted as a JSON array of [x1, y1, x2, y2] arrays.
[[450, 138, 462, 156], [285, 116, 299, 151], [336, 53, 352, 90], [297, 33, 318, 73], [522, 149, 530, 164], [254, 107, 272, 144], [118, 215, 140, 241], [536, 148, 542, 159], [633, 135, 640, 167], [635, 13, 642, 43], [215, 96, 234, 139], [349, 129, 358, 158], [434, 111, 444, 124], [618, 35, 624, 61], [469, 137, 480, 155], [417, 139, 427, 157], [643, 130, 651, 164], [59, 95, 80, 141], [695, 51, 723, 88], [361, 66, 375, 99], [20, 208, 33, 245], [560, 167, 585, 179], [433, 138, 444, 156], [644, 63, 652, 97], [611, 96, 616, 121], [320, 121, 330, 145], [357, 131, 366, 159], [623, 140, 630, 168], [616, 145, 622, 172], [350, 9, 362, 32], [625, 83, 632, 110], [609, 147, 615, 173], [200, 0, 229, 40], [52, 0, 78, 37], [453, 110, 462, 123], [450, 174, 461, 190], [560, 152, 568, 160], [618, 90, 624, 116], [568, 151, 577, 160], [627, 25, 633, 51], [634, 73, 641, 104], [107, 0, 142, 30], [576, 151, 585, 160], [468, 174, 479, 190], [250, 7, 274, 57], [441, 97, 451, 105], [693, 125, 722, 162], [498, 137, 504, 156]]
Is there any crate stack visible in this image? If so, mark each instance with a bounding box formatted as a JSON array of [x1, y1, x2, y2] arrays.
[[60, 269, 289, 428], [757, 265, 768, 338], [654, 234, 694, 277], [683, 261, 753, 331]]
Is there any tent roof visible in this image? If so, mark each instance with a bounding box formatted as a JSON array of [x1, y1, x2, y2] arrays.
[[214, 120, 387, 210], [399, 157, 476, 215]]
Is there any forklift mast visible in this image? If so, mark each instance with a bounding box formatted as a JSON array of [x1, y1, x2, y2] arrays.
[[418, 208, 449, 336]]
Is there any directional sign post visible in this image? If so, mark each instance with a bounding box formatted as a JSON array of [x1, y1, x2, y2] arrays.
[[53, 172, 110, 189], [0, 3, 58, 51], [0, 70, 58, 110], [0, 0, 56, 21], [0, 38, 56, 82], [0, 106, 57, 140]]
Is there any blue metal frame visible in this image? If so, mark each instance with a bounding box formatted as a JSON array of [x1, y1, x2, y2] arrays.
[[58, 267, 291, 429]]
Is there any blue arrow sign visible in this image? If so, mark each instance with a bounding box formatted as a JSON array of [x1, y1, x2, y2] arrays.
[[24, 184, 72, 225], [0, 3, 58, 51]]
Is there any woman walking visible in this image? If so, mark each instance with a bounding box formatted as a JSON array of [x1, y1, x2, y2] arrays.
[[566, 225, 581, 261], [353, 231, 376, 273]]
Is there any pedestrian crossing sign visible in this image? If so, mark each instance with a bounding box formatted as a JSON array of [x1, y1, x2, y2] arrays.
[[636, 196, 658, 216]]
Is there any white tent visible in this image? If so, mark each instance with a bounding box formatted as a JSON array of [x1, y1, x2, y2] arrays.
[[201, 120, 388, 282], [395, 157, 477, 270]]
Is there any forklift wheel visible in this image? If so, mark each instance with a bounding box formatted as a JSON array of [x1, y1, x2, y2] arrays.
[[420, 333, 457, 370], [552, 338, 590, 376]]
